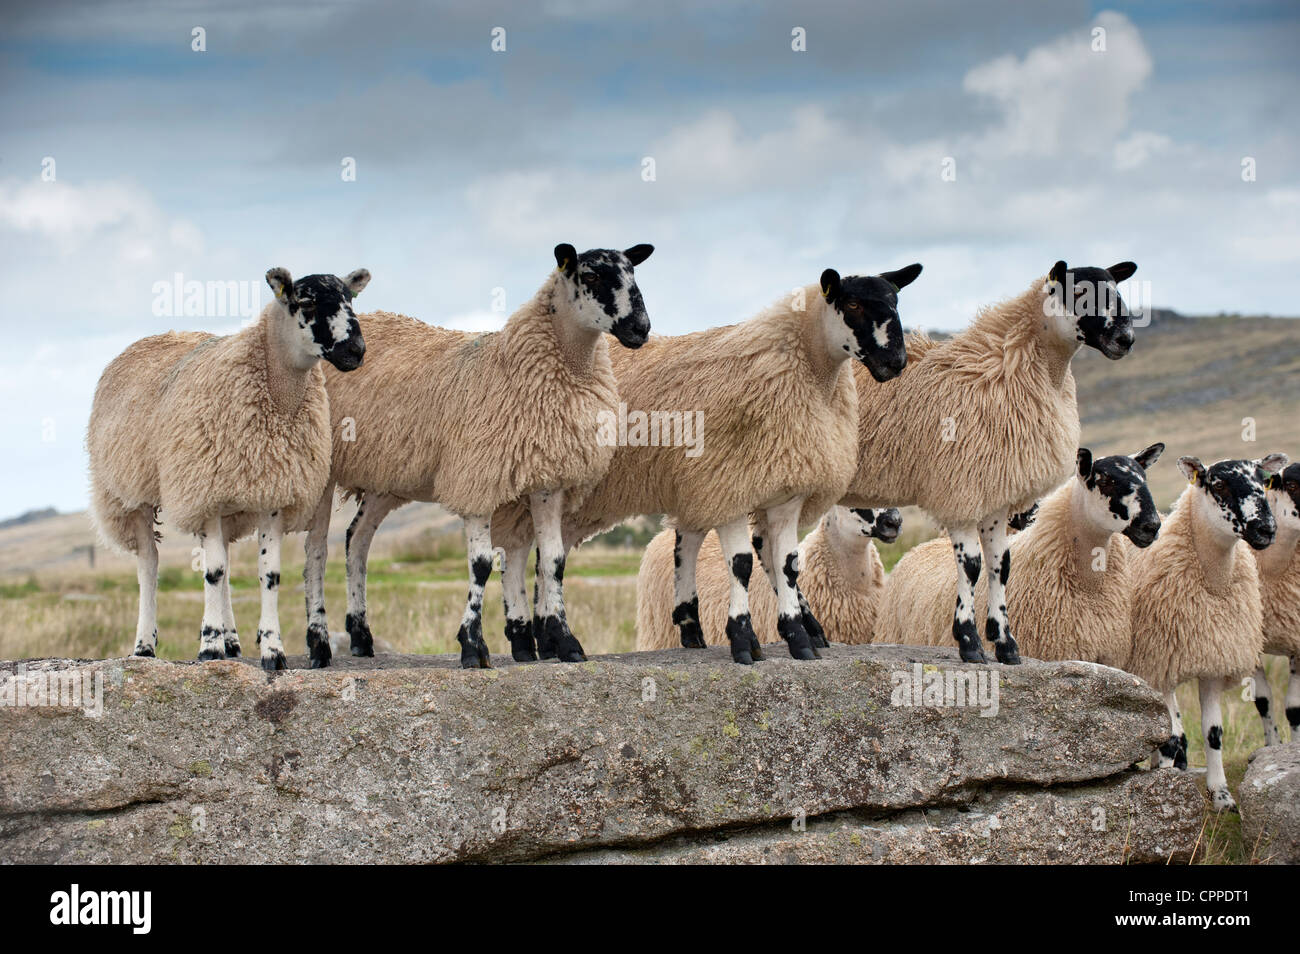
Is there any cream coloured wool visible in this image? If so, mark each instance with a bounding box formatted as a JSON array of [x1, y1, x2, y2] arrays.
[[88, 268, 370, 670]]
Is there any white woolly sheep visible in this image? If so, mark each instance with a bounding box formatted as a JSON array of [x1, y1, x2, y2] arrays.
[[844, 260, 1139, 666], [493, 265, 922, 665], [1127, 454, 1286, 812], [874, 444, 1165, 670], [1251, 461, 1300, 745], [636, 506, 902, 651], [88, 267, 371, 670], [302, 244, 654, 669]]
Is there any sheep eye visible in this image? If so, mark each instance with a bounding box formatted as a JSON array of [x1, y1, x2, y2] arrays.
[[847, 300, 862, 311], [582, 273, 598, 285]]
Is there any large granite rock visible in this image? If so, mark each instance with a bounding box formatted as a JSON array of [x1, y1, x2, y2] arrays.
[[0, 645, 1198, 864], [1240, 742, 1300, 864]]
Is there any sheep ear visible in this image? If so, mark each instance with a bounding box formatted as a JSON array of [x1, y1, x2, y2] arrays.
[[554, 243, 578, 277], [623, 244, 654, 267], [1077, 448, 1093, 479], [344, 268, 370, 297], [1107, 261, 1138, 282], [1178, 456, 1206, 485], [1266, 472, 1283, 491], [881, 263, 922, 291], [820, 268, 842, 304], [1257, 453, 1289, 476], [266, 268, 295, 306], [1049, 260, 1068, 286], [1133, 442, 1164, 470]]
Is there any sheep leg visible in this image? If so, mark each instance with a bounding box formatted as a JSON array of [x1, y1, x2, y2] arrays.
[[1156, 689, 1188, 769], [531, 489, 586, 663], [501, 541, 536, 662], [256, 510, 288, 672], [1199, 678, 1236, 812], [455, 515, 494, 669], [531, 545, 549, 657], [1253, 664, 1281, 747], [948, 526, 986, 664], [1287, 656, 1300, 737], [978, 514, 1020, 664], [302, 482, 334, 668], [715, 518, 765, 664], [767, 497, 818, 661], [671, 528, 707, 649], [754, 515, 825, 648], [197, 516, 228, 661], [130, 508, 159, 658], [344, 492, 401, 657], [219, 570, 240, 657]]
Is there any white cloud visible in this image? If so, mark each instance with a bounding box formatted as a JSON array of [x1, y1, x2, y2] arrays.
[[1113, 130, 1173, 170], [963, 11, 1153, 158]]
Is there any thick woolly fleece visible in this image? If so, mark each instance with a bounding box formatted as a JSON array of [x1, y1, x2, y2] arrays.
[[636, 512, 886, 650], [1255, 542, 1300, 658], [1127, 488, 1264, 693], [874, 481, 1133, 666], [842, 278, 1078, 527], [325, 272, 620, 517], [88, 310, 332, 548], [493, 283, 860, 548]]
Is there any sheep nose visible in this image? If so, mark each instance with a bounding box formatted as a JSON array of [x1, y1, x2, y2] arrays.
[[1245, 518, 1276, 550]]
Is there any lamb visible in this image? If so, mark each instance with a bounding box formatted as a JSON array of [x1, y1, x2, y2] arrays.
[[302, 244, 654, 669], [874, 444, 1165, 669], [1127, 454, 1286, 812], [1250, 462, 1300, 745], [87, 267, 371, 671], [492, 264, 921, 665], [635, 506, 902, 651], [843, 260, 1139, 665]]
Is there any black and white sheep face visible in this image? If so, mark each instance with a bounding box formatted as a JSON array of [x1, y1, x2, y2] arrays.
[[1178, 454, 1287, 550], [1076, 444, 1164, 547], [820, 264, 920, 382], [1045, 260, 1137, 360], [847, 506, 902, 543], [553, 244, 653, 348], [1265, 462, 1300, 536], [265, 268, 370, 372]]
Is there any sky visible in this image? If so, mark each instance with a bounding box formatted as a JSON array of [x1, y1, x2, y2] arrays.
[[1, 0, 1298, 516]]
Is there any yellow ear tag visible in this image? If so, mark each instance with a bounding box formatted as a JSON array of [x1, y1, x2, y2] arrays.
[[820, 285, 831, 300]]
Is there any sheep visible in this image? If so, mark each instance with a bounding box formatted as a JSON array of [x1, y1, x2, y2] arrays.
[[635, 506, 902, 651], [87, 267, 371, 671], [1127, 454, 1286, 812], [873, 444, 1165, 670], [1250, 461, 1300, 745], [493, 264, 921, 665], [843, 260, 1139, 666], [301, 244, 654, 669]]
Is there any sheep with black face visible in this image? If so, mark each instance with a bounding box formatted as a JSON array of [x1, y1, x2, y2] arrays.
[[875, 444, 1165, 671], [845, 260, 1140, 667], [88, 267, 370, 670], [1249, 461, 1300, 745], [303, 244, 654, 669], [1128, 454, 1286, 812], [491, 264, 920, 666]]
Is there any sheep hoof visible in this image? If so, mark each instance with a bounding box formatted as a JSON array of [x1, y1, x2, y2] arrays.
[[460, 647, 493, 670], [224, 633, 242, 658], [678, 622, 707, 649], [512, 647, 538, 663], [345, 613, 375, 658], [778, 617, 818, 660], [260, 650, 287, 672], [957, 641, 988, 664], [132, 646, 155, 658], [197, 647, 226, 662], [506, 618, 537, 661], [1209, 790, 1238, 814], [731, 648, 755, 665], [749, 637, 765, 662], [555, 639, 587, 664], [801, 610, 829, 649], [994, 639, 1021, 665], [306, 624, 332, 668]]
